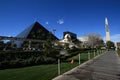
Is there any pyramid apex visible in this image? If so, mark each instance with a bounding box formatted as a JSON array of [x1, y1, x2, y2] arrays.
[[34, 21, 39, 24]]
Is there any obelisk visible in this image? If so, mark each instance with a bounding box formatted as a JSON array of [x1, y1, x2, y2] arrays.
[[105, 17, 110, 41]]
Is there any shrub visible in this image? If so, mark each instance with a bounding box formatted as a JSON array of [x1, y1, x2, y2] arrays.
[[0, 50, 59, 69]]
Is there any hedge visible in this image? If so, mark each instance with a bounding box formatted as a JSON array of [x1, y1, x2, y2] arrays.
[[0, 50, 59, 69]]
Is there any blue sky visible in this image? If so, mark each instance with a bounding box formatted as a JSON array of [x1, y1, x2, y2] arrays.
[[0, 0, 120, 42]]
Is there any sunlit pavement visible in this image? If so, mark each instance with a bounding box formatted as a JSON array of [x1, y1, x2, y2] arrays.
[[53, 50, 120, 80]]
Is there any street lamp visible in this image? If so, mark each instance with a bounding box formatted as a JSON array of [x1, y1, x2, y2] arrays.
[[52, 28, 56, 48]]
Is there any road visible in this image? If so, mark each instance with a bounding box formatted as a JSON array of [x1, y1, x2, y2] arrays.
[[53, 50, 120, 80]]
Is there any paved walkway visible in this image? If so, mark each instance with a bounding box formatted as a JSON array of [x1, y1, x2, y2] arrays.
[[53, 51, 120, 80]]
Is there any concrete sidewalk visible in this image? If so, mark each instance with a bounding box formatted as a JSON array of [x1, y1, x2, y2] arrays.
[[53, 51, 120, 80]]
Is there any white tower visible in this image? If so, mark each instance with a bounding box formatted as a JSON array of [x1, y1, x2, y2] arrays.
[[105, 18, 110, 41]]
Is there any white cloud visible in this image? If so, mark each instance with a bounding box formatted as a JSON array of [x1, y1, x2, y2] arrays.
[[57, 19, 64, 24], [78, 36, 88, 42], [45, 21, 49, 25], [111, 34, 120, 42], [104, 34, 120, 42]]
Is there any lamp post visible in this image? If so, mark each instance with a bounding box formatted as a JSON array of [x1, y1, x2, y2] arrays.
[[52, 28, 56, 48]]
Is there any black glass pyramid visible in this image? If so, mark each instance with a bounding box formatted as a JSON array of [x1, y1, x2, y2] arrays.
[[15, 21, 58, 48]]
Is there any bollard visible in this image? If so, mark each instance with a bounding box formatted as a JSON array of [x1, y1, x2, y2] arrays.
[[88, 52, 90, 60], [97, 50, 99, 56]]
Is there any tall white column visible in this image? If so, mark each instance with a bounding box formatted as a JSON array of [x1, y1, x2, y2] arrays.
[[105, 18, 110, 42]]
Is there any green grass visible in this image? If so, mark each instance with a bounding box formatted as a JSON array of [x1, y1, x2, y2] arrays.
[[0, 62, 78, 80], [0, 50, 104, 80], [67, 51, 98, 63]]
